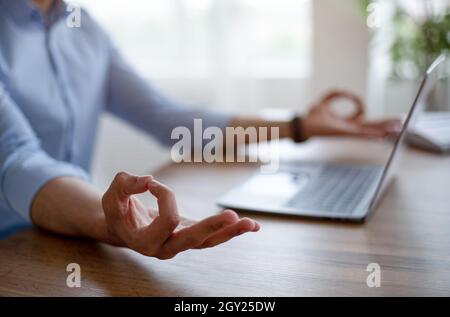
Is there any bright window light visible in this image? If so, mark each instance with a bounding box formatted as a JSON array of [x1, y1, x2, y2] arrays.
[[77, 0, 312, 79]]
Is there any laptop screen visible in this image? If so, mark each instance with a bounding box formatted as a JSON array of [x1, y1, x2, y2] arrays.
[[368, 55, 447, 210]]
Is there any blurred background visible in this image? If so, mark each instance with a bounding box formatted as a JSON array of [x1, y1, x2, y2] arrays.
[[75, 0, 450, 189]]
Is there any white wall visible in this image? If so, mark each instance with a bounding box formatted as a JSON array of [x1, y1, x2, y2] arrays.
[[312, 0, 370, 100]]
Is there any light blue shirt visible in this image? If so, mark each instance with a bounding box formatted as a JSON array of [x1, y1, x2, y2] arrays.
[[0, 0, 229, 238]]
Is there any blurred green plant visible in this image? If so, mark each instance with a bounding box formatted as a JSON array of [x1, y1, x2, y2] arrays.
[[391, 2, 450, 78], [358, 0, 450, 79]]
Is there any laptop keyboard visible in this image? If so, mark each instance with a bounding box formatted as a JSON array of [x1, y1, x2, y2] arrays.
[[285, 165, 381, 214]]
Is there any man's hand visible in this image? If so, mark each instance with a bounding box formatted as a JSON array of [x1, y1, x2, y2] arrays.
[[102, 172, 259, 259], [302, 90, 402, 139]]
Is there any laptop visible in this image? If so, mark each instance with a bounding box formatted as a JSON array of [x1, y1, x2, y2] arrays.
[[217, 55, 447, 222]]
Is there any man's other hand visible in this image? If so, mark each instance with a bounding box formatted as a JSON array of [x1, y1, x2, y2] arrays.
[[302, 90, 402, 139]]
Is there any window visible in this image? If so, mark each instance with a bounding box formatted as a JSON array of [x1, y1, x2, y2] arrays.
[[77, 0, 312, 79]]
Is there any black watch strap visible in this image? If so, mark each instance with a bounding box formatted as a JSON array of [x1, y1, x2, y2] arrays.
[[291, 116, 307, 143]]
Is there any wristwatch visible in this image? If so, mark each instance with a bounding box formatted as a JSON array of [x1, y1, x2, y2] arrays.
[[290, 116, 308, 143]]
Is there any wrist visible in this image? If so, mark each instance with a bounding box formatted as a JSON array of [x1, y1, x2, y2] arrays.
[[82, 210, 113, 245], [93, 209, 126, 246], [290, 116, 309, 143], [82, 212, 106, 242]]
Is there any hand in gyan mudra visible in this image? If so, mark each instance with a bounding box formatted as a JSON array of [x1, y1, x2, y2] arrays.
[[102, 172, 260, 259]]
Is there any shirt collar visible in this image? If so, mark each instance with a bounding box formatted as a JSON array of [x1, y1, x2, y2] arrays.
[[0, 0, 69, 26]]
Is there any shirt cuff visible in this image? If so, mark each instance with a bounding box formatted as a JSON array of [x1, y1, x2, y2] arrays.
[[2, 151, 90, 223]]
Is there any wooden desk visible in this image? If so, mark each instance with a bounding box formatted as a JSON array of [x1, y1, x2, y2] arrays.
[[1, 139, 449, 296]]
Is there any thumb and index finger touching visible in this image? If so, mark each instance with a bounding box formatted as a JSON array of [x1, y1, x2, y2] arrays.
[[318, 90, 366, 122], [108, 172, 181, 252]]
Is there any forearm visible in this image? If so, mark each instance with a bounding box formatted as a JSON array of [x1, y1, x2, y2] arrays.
[[30, 177, 114, 244], [228, 116, 295, 145]]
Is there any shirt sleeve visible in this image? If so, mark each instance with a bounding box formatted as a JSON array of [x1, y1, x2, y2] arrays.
[[105, 46, 232, 147], [0, 83, 90, 223]]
